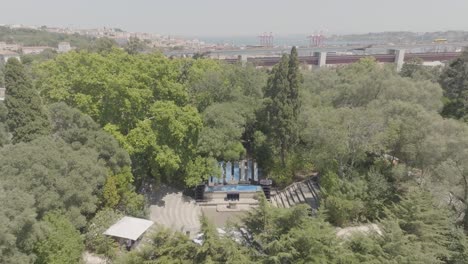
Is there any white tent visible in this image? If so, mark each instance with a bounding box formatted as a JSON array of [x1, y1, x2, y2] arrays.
[[103, 216, 154, 241]]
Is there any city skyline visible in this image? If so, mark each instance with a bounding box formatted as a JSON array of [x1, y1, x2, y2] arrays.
[[2, 0, 468, 37]]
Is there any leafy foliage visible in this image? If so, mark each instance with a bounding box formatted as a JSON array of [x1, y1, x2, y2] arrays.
[[124, 37, 147, 55], [34, 212, 84, 264], [400, 57, 441, 82], [0, 184, 37, 264], [0, 26, 94, 48], [259, 48, 302, 168], [4, 58, 50, 143], [119, 216, 252, 264], [439, 50, 468, 120], [2, 44, 468, 263], [85, 209, 123, 257]]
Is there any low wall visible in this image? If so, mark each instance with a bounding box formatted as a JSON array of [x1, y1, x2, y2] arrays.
[[205, 191, 259, 200]]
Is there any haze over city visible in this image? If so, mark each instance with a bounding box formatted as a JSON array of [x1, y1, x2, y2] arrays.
[[2, 0, 468, 36], [4, 1, 468, 263]]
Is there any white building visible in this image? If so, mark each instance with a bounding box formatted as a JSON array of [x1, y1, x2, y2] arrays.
[[58, 42, 71, 53], [103, 216, 154, 250]]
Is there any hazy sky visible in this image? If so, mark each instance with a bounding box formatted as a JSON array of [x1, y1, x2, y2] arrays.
[[2, 0, 468, 36]]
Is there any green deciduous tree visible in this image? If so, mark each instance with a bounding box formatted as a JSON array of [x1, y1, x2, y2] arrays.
[[106, 101, 203, 185], [0, 185, 37, 264], [36, 50, 229, 187], [0, 137, 107, 228], [124, 37, 146, 55], [400, 57, 441, 82], [48, 102, 145, 216], [103, 176, 120, 209], [88, 37, 118, 53], [119, 217, 252, 264], [197, 102, 248, 161], [34, 212, 84, 264], [85, 209, 122, 257], [184, 156, 219, 187]]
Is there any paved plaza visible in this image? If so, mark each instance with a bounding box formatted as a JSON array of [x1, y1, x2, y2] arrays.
[[148, 185, 252, 237], [149, 185, 202, 237], [200, 207, 246, 227]]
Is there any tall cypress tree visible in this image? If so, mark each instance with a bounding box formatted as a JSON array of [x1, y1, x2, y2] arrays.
[[262, 47, 302, 166], [288, 46, 302, 118], [4, 58, 50, 143]]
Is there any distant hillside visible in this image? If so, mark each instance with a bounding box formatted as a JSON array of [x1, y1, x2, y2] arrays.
[[328, 31, 468, 45], [0, 26, 95, 48]]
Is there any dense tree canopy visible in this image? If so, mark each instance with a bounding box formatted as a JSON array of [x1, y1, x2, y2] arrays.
[[5, 58, 50, 143], [0, 26, 94, 48], [439, 50, 468, 120], [0, 86, 142, 262], [34, 213, 84, 264], [1, 43, 468, 263], [400, 57, 442, 82], [35, 49, 266, 187]]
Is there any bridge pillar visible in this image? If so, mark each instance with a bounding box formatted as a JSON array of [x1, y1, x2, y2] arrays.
[[237, 55, 248, 66], [314, 52, 327, 68], [392, 49, 406, 71]]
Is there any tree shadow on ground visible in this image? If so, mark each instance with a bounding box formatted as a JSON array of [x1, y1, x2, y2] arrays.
[[144, 183, 196, 207]]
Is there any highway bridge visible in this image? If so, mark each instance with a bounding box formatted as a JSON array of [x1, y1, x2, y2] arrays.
[[166, 42, 468, 58], [167, 41, 466, 69], [223, 51, 462, 68]]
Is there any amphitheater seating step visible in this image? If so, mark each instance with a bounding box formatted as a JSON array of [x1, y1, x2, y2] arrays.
[[270, 196, 278, 207], [293, 186, 305, 203], [280, 192, 291, 208], [269, 178, 320, 210], [287, 188, 297, 204]]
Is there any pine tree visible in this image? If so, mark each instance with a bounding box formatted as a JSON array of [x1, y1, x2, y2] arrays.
[[4, 58, 50, 143], [388, 189, 455, 261]]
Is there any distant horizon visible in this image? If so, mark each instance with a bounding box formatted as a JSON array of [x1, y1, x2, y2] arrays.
[[3, 23, 468, 39], [2, 0, 468, 36], [184, 30, 468, 39]]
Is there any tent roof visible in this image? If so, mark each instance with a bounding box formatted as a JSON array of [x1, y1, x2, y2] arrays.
[[103, 216, 154, 241]]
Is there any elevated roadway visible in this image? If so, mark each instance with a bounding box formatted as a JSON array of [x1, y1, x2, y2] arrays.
[[224, 51, 462, 67], [166, 42, 468, 58]]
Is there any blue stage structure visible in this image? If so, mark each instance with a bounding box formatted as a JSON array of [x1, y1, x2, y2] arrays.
[[247, 160, 252, 181], [253, 162, 258, 182], [206, 159, 262, 185], [238, 161, 243, 181], [221, 161, 226, 183], [226, 161, 232, 182], [233, 162, 240, 183]]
